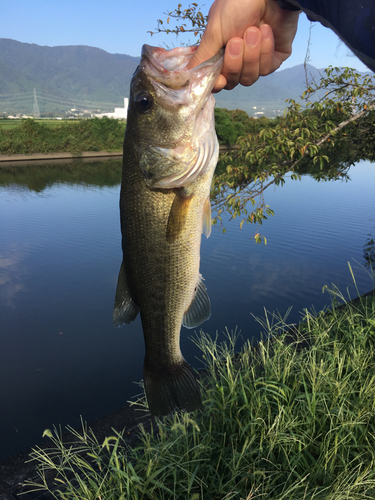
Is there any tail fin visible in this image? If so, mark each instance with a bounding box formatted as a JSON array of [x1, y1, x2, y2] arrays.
[[144, 359, 202, 416]]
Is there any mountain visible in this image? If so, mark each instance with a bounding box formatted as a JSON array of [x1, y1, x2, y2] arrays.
[[0, 38, 359, 117], [0, 38, 140, 113], [215, 64, 327, 116]]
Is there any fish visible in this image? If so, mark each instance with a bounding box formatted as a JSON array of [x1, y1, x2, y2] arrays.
[[113, 44, 223, 416]]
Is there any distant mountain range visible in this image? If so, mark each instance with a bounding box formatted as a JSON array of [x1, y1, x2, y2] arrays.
[[0, 38, 364, 117], [216, 63, 324, 116], [0, 39, 140, 114]]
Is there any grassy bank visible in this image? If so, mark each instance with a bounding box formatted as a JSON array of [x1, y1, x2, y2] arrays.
[[0, 111, 274, 156], [0, 117, 126, 155], [28, 276, 375, 499]]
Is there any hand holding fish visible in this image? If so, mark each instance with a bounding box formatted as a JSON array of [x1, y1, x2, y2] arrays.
[[187, 0, 300, 91]]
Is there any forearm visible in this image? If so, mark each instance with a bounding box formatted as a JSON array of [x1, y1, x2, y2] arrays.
[[277, 0, 375, 71]]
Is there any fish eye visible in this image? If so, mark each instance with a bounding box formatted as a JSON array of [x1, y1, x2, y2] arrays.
[[135, 93, 153, 113]]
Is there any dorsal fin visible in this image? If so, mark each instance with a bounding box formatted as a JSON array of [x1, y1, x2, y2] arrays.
[[202, 196, 212, 238], [113, 261, 139, 327], [166, 188, 194, 242], [182, 275, 211, 329]]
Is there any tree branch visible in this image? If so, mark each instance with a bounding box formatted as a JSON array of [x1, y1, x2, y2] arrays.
[[316, 103, 375, 147]]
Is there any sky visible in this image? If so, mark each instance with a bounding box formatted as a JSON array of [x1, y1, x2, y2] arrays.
[[1, 0, 370, 73]]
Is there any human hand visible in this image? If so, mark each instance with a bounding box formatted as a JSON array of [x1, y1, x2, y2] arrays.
[[187, 0, 300, 91]]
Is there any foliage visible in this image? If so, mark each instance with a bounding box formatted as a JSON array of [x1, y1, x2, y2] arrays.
[[0, 109, 263, 155], [215, 108, 246, 146], [211, 67, 375, 240], [149, 3, 207, 41], [28, 281, 375, 499], [0, 117, 126, 154], [214, 108, 272, 147], [151, 2, 375, 243]]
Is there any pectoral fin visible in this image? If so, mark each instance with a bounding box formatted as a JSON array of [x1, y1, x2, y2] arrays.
[[182, 275, 211, 329], [113, 261, 139, 327], [202, 196, 212, 238], [166, 188, 193, 242]]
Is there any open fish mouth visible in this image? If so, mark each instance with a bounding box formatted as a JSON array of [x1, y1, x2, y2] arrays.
[[136, 45, 224, 189], [141, 45, 224, 92]]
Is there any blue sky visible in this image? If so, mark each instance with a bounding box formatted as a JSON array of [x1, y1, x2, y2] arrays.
[[1, 0, 370, 73]]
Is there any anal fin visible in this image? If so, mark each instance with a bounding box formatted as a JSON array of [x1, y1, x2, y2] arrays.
[[182, 274, 211, 329], [113, 261, 139, 327]]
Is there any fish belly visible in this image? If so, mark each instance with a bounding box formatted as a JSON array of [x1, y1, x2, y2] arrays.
[[119, 145, 204, 414]]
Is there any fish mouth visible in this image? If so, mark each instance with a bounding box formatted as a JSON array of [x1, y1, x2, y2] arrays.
[[141, 45, 224, 91], [137, 45, 223, 189]]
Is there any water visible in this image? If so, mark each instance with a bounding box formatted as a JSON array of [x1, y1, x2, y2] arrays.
[[0, 158, 374, 462]]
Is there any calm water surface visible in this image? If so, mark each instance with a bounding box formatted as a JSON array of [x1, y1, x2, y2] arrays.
[[0, 159, 374, 461]]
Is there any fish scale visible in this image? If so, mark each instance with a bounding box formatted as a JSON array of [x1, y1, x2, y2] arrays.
[[113, 45, 223, 415]]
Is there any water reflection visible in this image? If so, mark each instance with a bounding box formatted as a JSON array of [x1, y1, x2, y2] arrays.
[[0, 158, 374, 462], [0, 246, 27, 308], [364, 224, 375, 268], [0, 158, 122, 192]]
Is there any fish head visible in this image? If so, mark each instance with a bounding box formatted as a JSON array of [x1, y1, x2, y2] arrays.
[[127, 45, 224, 188]]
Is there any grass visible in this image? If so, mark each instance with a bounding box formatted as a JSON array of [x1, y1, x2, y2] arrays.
[[0, 119, 69, 130], [27, 275, 375, 499], [0, 117, 126, 154]]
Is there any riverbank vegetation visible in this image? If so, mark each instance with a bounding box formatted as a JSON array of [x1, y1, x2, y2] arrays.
[[0, 109, 273, 155], [0, 117, 126, 155], [28, 277, 375, 499], [211, 66, 375, 238]]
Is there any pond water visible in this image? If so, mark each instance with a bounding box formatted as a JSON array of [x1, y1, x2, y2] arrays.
[[0, 158, 374, 462]]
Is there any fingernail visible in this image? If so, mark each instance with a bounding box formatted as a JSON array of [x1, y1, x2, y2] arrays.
[[260, 24, 272, 40], [228, 39, 242, 57], [245, 29, 259, 48]]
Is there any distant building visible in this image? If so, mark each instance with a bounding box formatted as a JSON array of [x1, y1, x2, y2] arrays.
[[94, 98, 128, 120], [8, 114, 32, 119]]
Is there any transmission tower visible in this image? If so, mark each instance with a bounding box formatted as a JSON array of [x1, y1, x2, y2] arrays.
[[33, 88, 40, 118]]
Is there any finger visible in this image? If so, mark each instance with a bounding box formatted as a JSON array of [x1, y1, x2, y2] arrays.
[[240, 27, 261, 86], [187, 34, 220, 70], [259, 24, 280, 76], [222, 37, 244, 90], [186, 3, 224, 70], [212, 74, 228, 93]]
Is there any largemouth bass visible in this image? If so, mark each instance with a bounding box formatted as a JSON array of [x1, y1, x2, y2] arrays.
[[113, 45, 223, 416]]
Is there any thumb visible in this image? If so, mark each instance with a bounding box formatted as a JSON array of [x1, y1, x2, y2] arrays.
[[187, 32, 224, 69]]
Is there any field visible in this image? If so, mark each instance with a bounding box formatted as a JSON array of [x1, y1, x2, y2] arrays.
[[0, 119, 78, 130]]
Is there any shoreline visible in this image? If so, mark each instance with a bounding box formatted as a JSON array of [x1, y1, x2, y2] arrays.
[[0, 145, 235, 166], [0, 151, 123, 166], [1, 289, 374, 499], [0, 403, 154, 499]]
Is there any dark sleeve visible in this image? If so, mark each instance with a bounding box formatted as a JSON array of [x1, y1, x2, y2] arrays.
[[277, 0, 375, 72]]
